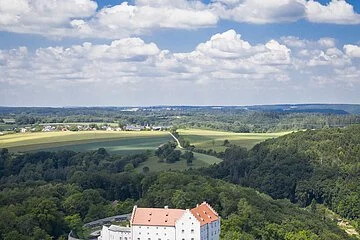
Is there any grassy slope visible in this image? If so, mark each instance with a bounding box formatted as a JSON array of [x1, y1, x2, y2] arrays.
[[0, 131, 172, 153], [178, 129, 291, 151], [136, 150, 222, 172]]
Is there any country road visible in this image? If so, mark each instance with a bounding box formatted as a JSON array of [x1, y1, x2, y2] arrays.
[[169, 132, 183, 149]]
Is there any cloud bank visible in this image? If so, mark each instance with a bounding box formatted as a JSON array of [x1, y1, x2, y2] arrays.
[[1, 29, 359, 105], [0, 0, 359, 39]]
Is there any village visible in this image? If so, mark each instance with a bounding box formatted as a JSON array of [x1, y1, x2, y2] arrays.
[[0, 118, 170, 135]]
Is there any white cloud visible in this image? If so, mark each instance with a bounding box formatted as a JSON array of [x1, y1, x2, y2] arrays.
[[0, 0, 218, 38], [1, 30, 359, 106], [344, 44, 360, 58], [0, 0, 97, 34], [0, 0, 359, 39], [211, 0, 306, 24], [306, 0, 360, 24]]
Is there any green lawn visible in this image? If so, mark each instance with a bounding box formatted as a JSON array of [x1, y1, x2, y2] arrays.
[[178, 129, 291, 151], [136, 150, 222, 173], [0, 131, 173, 154]]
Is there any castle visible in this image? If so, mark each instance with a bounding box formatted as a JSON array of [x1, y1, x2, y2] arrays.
[[98, 202, 220, 240]]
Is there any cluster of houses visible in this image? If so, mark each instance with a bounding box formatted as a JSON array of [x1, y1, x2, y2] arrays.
[[10, 125, 168, 133], [98, 202, 220, 240]]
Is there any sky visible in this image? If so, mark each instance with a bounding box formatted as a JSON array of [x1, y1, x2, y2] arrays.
[[0, 0, 360, 106]]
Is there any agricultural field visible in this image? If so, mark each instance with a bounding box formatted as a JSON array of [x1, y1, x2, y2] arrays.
[[0, 131, 173, 154], [136, 150, 222, 173], [178, 129, 291, 151]]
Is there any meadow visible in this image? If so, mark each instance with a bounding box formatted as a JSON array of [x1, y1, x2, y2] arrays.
[[135, 150, 222, 172], [178, 129, 291, 151], [0, 131, 173, 154]]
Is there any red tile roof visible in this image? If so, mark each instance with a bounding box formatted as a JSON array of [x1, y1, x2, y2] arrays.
[[131, 207, 185, 227], [190, 202, 219, 226]]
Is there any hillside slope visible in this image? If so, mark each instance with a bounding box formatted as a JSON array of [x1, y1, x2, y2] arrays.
[[204, 125, 360, 232]]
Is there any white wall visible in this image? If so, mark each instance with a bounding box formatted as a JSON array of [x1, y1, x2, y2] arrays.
[[175, 210, 200, 240], [98, 226, 132, 240], [200, 219, 220, 240], [132, 225, 175, 240]]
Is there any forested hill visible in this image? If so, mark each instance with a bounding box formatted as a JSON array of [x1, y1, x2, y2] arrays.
[[0, 149, 351, 240], [203, 125, 360, 230]]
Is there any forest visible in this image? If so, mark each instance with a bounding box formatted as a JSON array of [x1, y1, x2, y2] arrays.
[[0, 147, 354, 240], [199, 125, 360, 233]]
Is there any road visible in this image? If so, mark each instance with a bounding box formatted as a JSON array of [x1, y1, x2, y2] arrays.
[[169, 132, 183, 149]]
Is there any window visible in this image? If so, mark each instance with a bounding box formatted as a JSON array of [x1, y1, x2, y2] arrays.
[[182, 230, 184, 233], [191, 229, 194, 234]]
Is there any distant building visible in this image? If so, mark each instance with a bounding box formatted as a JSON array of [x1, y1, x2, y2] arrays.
[[98, 202, 220, 240], [3, 119, 15, 124], [42, 125, 56, 132], [152, 126, 163, 131], [125, 126, 144, 131]]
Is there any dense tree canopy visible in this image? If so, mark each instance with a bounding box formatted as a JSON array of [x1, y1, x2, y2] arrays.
[[0, 146, 353, 239], [202, 125, 360, 231]]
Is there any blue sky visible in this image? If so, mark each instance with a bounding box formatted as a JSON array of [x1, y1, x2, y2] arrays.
[[0, 0, 360, 106]]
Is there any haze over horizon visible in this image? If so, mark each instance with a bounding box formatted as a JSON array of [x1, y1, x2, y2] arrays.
[[1, 0, 360, 106]]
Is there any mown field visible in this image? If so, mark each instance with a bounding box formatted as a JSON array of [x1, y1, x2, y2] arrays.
[[178, 129, 291, 151], [0, 131, 173, 154]]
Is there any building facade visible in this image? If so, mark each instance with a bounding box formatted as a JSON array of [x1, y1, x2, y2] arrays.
[[98, 202, 220, 240]]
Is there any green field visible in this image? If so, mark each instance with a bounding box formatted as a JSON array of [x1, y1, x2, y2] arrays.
[[136, 150, 222, 172], [178, 129, 291, 151], [0, 131, 173, 154]]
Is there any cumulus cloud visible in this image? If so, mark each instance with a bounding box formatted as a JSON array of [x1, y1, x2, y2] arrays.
[[2, 29, 357, 89], [306, 0, 360, 24], [211, 0, 360, 25], [211, 0, 306, 24], [0, 0, 218, 38], [0, 0, 97, 34], [1, 29, 360, 105], [0, 0, 359, 39], [344, 44, 360, 58]]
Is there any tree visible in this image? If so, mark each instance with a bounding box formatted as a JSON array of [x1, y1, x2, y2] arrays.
[[182, 151, 194, 166], [124, 163, 135, 172], [223, 139, 230, 146], [64, 214, 83, 238], [310, 199, 317, 214], [142, 166, 150, 174]]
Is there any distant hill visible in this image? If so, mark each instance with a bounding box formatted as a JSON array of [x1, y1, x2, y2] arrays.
[[242, 104, 360, 114], [1, 104, 360, 114]]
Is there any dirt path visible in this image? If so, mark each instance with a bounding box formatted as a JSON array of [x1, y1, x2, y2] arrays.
[[169, 132, 183, 149]]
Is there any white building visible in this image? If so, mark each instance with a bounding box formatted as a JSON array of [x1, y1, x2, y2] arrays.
[[99, 225, 132, 240], [98, 202, 220, 240]]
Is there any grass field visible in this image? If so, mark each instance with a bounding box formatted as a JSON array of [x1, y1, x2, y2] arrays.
[[136, 150, 222, 172], [0, 131, 173, 154], [178, 129, 291, 151]]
